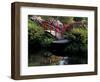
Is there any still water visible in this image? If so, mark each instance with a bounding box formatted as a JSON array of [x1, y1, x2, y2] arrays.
[[28, 51, 85, 66]]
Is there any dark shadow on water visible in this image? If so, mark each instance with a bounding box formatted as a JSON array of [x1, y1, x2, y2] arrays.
[[28, 40, 87, 66], [28, 50, 87, 66]]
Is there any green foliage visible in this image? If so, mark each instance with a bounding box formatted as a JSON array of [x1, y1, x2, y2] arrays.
[[41, 16, 53, 20], [28, 19, 44, 41], [64, 27, 87, 58], [28, 18, 54, 47], [58, 17, 73, 24], [40, 33, 54, 46], [65, 28, 87, 42], [73, 17, 83, 21], [41, 16, 74, 24]]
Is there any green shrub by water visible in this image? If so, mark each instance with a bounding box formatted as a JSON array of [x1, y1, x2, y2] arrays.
[[64, 27, 87, 58], [28, 19, 54, 49]]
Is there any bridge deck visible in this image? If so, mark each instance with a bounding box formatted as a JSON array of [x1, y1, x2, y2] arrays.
[[53, 39, 69, 44]]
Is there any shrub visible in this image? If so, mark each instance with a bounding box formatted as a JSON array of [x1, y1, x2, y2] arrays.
[[28, 18, 54, 49], [28, 19, 44, 42], [64, 27, 87, 58], [40, 33, 54, 47]]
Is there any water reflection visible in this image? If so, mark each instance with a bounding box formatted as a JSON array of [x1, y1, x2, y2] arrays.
[[28, 51, 86, 66]]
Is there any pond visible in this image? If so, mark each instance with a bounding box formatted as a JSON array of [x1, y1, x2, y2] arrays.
[[28, 50, 86, 66]]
